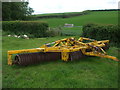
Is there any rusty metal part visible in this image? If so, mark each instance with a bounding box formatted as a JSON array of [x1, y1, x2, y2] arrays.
[[14, 51, 86, 65], [69, 51, 86, 61], [14, 52, 61, 66]]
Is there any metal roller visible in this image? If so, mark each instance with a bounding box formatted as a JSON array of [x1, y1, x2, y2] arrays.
[[14, 52, 61, 66], [69, 51, 86, 61]]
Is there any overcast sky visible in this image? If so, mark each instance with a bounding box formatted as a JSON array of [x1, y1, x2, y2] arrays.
[[28, 0, 119, 14]]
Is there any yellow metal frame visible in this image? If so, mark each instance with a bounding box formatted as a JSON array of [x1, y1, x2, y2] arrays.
[[7, 37, 119, 65]]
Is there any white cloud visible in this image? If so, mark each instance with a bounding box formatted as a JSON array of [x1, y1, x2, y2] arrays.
[[28, 0, 119, 14]]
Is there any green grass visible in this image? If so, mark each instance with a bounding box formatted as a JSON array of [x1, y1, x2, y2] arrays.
[[2, 36, 119, 88], [39, 11, 118, 36], [34, 11, 118, 27], [61, 27, 83, 36]]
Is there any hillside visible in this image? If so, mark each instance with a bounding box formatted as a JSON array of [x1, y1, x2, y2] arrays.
[[33, 11, 118, 27]]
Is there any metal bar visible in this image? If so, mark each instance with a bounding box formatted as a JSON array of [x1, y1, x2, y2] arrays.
[[82, 51, 119, 61]]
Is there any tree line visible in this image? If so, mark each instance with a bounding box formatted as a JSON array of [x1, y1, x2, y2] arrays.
[[2, 2, 34, 21], [91, 9, 120, 11]]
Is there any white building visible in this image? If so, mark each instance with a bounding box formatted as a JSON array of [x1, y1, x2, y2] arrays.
[[64, 23, 74, 27]]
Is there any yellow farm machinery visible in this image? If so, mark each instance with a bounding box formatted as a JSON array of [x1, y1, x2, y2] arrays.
[[8, 37, 119, 66]]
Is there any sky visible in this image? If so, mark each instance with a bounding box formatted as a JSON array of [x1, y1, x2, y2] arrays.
[[28, 0, 119, 14]]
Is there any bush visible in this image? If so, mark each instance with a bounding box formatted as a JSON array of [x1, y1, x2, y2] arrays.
[[46, 26, 62, 37], [2, 21, 48, 38], [82, 23, 120, 46]]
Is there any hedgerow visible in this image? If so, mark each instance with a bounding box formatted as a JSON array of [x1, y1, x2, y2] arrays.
[[82, 23, 120, 46], [2, 21, 48, 38]]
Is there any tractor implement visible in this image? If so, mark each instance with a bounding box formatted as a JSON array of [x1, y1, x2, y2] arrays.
[[8, 37, 119, 66]]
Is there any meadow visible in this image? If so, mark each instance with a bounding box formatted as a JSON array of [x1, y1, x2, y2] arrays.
[[2, 10, 119, 88], [35, 11, 118, 27], [35, 11, 118, 36], [2, 36, 119, 88]]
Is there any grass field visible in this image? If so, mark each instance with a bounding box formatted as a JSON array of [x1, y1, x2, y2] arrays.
[[2, 36, 119, 88], [61, 27, 83, 36], [33, 11, 118, 36], [2, 10, 119, 88], [35, 11, 118, 27]]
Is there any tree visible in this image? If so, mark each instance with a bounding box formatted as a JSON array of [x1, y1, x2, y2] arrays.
[[2, 2, 34, 21]]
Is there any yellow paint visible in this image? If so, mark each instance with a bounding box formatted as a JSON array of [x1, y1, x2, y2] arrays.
[[61, 52, 69, 61]]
